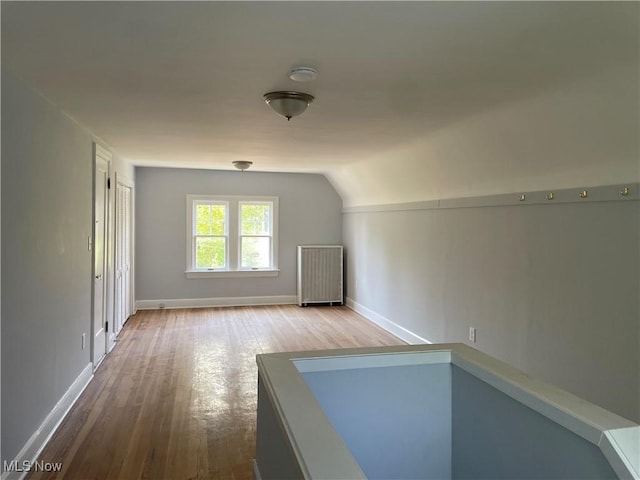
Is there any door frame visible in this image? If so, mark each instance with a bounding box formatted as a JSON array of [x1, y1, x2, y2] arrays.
[[92, 143, 111, 369]]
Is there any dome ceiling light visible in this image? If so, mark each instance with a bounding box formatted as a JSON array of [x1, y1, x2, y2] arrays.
[[263, 91, 314, 121], [232, 160, 253, 171]]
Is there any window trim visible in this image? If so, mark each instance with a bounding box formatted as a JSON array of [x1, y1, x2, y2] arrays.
[[186, 194, 279, 278]]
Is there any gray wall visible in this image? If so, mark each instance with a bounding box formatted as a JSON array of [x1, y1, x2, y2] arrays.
[[1, 68, 93, 461], [343, 199, 640, 422], [302, 364, 452, 479], [255, 378, 305, 480], [135, 167, 342, 302], [451, 366, 617, 479]]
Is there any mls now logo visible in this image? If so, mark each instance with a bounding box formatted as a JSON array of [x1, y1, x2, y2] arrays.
[[3, 460, 63, 473]]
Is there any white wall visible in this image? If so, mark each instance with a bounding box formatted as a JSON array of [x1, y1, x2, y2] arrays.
[[113, 153, 135, 184], [329, 65, 638, 207], [344, 195, 639, 422], [1, 68, 93, 462], [135, 167, 342, 305]]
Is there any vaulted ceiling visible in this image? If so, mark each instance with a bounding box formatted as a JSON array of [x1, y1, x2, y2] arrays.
[[2, 2, 638, 206]]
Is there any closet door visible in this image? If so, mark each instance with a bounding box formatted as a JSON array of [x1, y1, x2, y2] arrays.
[[93, 144, 110, 366], [115, 178, 133, 334]]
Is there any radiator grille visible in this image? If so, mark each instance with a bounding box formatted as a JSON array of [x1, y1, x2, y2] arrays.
[[297, 246, 343, 306]]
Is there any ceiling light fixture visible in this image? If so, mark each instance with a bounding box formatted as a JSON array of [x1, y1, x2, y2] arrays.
[[263, 91, 314, 121], [232, 160, 253, 171], [288, 67, 318, 82]]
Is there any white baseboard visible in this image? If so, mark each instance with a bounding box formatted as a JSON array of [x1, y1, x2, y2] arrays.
[[252, 459, 262, 480], [1, 363, 93, 480], [136, 295, 297, 310], [107, 332, 117, 353], [345, 297, 431, 345]]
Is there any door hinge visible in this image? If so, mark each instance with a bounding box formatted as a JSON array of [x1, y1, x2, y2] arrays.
[[105, 321, 109, 332], [107, 177, 111, 189]]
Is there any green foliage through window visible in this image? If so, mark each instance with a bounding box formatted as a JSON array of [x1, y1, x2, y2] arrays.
[[195, 202, 226, 268], [240, 204, 271, 235], [196, 237, 226, 268], [196, 204, 225, 235]]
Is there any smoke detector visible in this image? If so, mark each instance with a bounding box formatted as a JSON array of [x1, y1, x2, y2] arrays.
[[288, 67, 318, 82]]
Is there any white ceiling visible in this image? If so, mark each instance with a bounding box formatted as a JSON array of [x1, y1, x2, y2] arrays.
[[2, 2, 638, 204]]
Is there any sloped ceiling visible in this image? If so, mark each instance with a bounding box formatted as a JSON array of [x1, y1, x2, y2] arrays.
[[2, 2, 638, 206]]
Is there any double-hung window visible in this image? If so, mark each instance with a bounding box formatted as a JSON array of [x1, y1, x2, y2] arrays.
[[193, 201, 228, 269], [239, 201, 273, 269], [186, 195, 278, 278]]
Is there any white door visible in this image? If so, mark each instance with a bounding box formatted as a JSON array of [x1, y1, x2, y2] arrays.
[[93, 147, 110, 367], [115, 180, 133, 334]]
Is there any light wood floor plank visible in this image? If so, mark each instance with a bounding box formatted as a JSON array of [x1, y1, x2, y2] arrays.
[[27, 305, 405, 480]]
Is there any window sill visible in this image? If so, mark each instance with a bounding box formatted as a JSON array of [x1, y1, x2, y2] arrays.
[[185, 269, 280, 279]]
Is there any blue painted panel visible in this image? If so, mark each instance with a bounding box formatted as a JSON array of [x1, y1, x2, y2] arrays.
[[302, 364, 452, 479], [451, 366, 618, 479]]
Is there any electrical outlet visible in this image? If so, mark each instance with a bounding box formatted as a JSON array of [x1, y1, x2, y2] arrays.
[[469, 327, 476, 343], [82, 333, 86, 350]]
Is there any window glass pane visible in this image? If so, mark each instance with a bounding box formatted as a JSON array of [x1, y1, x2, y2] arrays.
[[241, 237, 270, 268], [195, 237, 226, 268], [196, 204, 226, 235], [240, 204, 271, 235]]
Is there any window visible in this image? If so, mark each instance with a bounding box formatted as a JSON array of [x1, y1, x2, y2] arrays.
[[194, 202, 227, 269], [186, 195, 278, 278], [239, 202, 272, 269]]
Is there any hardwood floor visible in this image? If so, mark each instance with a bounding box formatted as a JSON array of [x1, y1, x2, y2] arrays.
[[28, 305, 405, 480]]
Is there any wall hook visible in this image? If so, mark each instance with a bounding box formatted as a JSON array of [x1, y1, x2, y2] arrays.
[[546, 192, 554, 200], [579, 190, 588, 199], [519, 194, 526, 201], [621, 187, 630, 196]]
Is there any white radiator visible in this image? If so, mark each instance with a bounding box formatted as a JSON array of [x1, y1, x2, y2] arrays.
[[297, 245, 343, 306]]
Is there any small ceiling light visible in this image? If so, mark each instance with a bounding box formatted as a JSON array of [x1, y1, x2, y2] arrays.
[[289, 67, 318, 82], [232, 160, 253, 171], [264, 91, 314, 121]]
